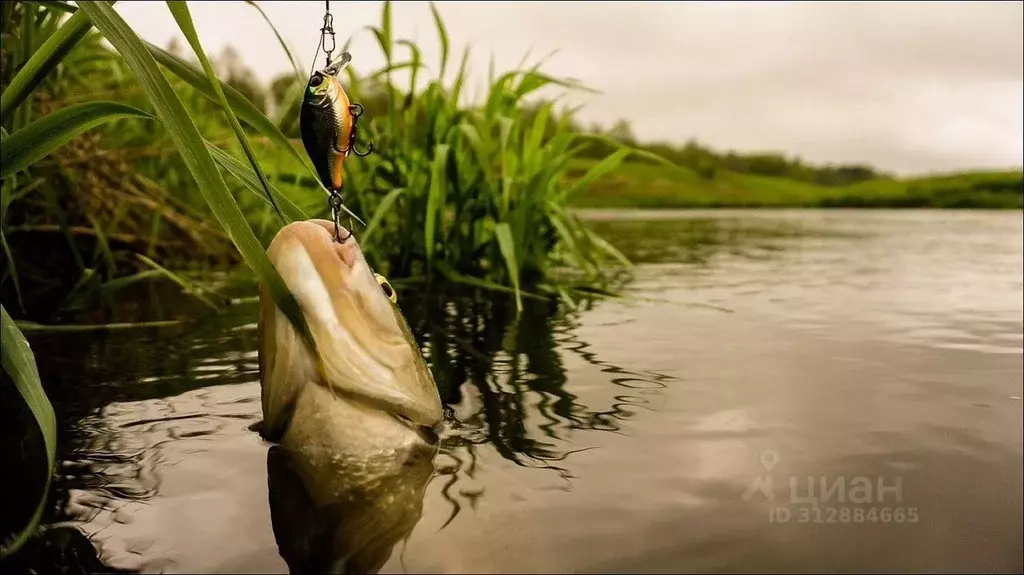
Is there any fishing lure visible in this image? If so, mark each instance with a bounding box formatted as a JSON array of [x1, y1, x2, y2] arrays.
[[300, 53, 365, 192], [301, 2, 373, 243]]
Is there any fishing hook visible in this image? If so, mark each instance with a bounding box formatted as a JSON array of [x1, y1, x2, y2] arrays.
[[328, 190, 351, 243], [341, 103, 374, 157]]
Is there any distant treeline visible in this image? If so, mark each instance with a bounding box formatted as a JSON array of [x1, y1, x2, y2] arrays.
[[568, 118, 886, 187]]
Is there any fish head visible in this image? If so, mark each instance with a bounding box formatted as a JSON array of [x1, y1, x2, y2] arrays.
[[305, 71, 347, 108], [258, 220, 443, 445], [304, 52, 352, 108]]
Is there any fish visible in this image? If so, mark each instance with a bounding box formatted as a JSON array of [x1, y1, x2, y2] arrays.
[[300, 52, 356, 193], [257, 219, 443, 455], [257, 220, 441, 574]]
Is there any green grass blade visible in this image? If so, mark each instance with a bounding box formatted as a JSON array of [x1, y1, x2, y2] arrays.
[[84, 212, 115, 278], [366, 26, 390, 64], [560, 147, 631, 201], [494, 222, 522, 312], [396, 40, 422, 97], [77, 0, 320, 363], [96, 269, 163, 294], [25, 1, 78, 14], [244, 1, 303, 83], [497, 116, 513, 211], [13, 0, 319, 154], [583, 226, 633, 267], [428, 1, 449, 79], [546, 206, 593, 274], [16, 319, 186, 332], [571, 131, 682, 170], [424, 144, 449, 259], [166, 0, 282, 221], [135, 253, 219, 309], [0, 230, 24, 310], [146, 42, 317, 179], [451, 45, 471, 105], [40, 185, 86, 274], [0, 6, 100, 123], [381, 1, 393, 62], [205, 142, 307, 222], [434, 261, 545, 301], [524, 102, 551, 164], [361, 186, 404, 247], [18, 3, 36, 128], [0, 101, 153, 180], [366, 60, 426, 80], [513, 70, 595, 100], [0, 305, 56, 558], [274, 82, 302, 129]]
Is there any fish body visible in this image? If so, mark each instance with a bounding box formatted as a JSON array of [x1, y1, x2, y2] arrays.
[[257, 219, 442, 453], [300, 54, 355, 192], [258, 218, 439, 574]]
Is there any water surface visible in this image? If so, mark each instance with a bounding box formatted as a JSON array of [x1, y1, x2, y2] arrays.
[[11, 209, 1023, 573]]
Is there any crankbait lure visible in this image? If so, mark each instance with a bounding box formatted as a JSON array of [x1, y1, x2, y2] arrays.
[[301, 1, 373, 243]]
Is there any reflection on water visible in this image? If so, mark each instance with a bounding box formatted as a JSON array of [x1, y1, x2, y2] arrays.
[[578, 209, 848, 265], [15, 291, 675, 573], [400, 290, 678, 528], [5, 210, 1022, 573], [267, 439, 436, 574]]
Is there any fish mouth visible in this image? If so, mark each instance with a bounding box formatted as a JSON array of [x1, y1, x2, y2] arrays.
[[259, 220, 443, 442]]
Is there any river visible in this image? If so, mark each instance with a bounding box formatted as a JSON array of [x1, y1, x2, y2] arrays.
[[8, 209, 1023, 573]]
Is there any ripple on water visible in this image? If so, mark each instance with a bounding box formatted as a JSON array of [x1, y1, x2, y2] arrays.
[[55, 383, 270, 573], [14, 210, 1022, 574]]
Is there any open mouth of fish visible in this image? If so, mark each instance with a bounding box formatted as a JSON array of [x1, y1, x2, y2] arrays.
[[257, 220, 443, 455]]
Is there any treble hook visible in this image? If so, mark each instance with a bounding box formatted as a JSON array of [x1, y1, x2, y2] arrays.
[[328, 191, 351, 243], [345, 103, 374, 157]]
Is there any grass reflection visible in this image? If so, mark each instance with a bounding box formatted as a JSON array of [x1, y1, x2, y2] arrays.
[[399, 285, 678, 527]]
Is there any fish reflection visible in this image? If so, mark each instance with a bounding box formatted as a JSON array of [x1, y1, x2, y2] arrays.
[[266, 439, 436, 574]]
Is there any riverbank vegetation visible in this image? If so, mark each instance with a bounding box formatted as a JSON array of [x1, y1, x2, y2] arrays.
[[2, 0, 661, 326], [564, 118, 1021, 209], [566, 159, 1023, 209]]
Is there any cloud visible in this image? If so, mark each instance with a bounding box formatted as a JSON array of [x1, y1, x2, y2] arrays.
[[115, 1, 1023, 175]]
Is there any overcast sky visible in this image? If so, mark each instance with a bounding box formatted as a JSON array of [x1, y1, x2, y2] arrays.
[[115, 1, 1023, 176]]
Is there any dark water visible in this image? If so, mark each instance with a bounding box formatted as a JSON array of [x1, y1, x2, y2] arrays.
[[7, 210, 1023, 573]]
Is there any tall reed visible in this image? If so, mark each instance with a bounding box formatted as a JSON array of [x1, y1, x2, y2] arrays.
[[320, 2, 660, 308]]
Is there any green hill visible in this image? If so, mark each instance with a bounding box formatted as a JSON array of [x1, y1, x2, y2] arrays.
[[566, 159, 1023, 209]]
